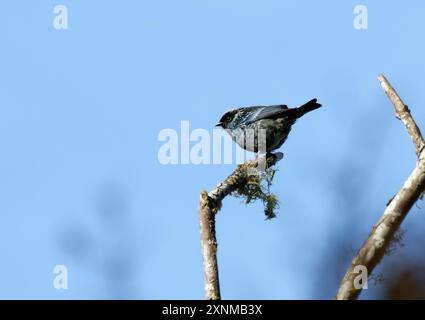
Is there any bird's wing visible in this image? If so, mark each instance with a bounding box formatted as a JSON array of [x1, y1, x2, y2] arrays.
[[243, 105, 288, 125]]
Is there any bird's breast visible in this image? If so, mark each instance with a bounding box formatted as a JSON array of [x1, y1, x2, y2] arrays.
[[226, 118, 294, 152]]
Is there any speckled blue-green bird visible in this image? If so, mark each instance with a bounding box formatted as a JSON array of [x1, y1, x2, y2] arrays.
[[216, 99, 322, 153]]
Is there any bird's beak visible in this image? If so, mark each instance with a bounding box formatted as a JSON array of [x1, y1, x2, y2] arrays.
[[215, 122, 223, 127]]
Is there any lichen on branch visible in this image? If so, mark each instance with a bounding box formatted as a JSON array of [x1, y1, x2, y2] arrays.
[[231, 162, 280, 219]]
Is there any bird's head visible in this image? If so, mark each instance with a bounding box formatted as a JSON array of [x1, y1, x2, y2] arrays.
[[216, 109, 238, 129]]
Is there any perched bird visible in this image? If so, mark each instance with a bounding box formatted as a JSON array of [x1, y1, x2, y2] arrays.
[[216, 99, 322, 153]]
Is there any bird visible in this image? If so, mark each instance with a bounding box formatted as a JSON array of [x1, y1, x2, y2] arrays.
[[216, 98, 322, 153]]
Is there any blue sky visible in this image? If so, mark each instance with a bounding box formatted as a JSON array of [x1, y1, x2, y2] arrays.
[[1, 1, 425, 299]]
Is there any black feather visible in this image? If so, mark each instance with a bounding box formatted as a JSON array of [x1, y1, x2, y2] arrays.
[[243, 105, 288, 125], [244, 99, 321, 125]]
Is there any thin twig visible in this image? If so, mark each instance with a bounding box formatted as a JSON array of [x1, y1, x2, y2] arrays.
[[335, 75, 425, 300]]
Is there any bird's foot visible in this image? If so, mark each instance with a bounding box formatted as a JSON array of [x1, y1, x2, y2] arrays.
[[266, 152, 284, 162]]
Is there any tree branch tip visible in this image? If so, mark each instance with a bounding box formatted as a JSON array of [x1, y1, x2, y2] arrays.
[[377, 74, 390, 90], [200, 190, 208, 197]]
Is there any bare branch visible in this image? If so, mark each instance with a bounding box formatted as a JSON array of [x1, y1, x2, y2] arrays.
[[336, 75, 425, 300], [198, 153, 282, 300], [378, 74, 425, 156], [199, 191, 221, 300]]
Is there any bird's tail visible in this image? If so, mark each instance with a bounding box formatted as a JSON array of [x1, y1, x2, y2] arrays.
[[286, 98, 322, 119]]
